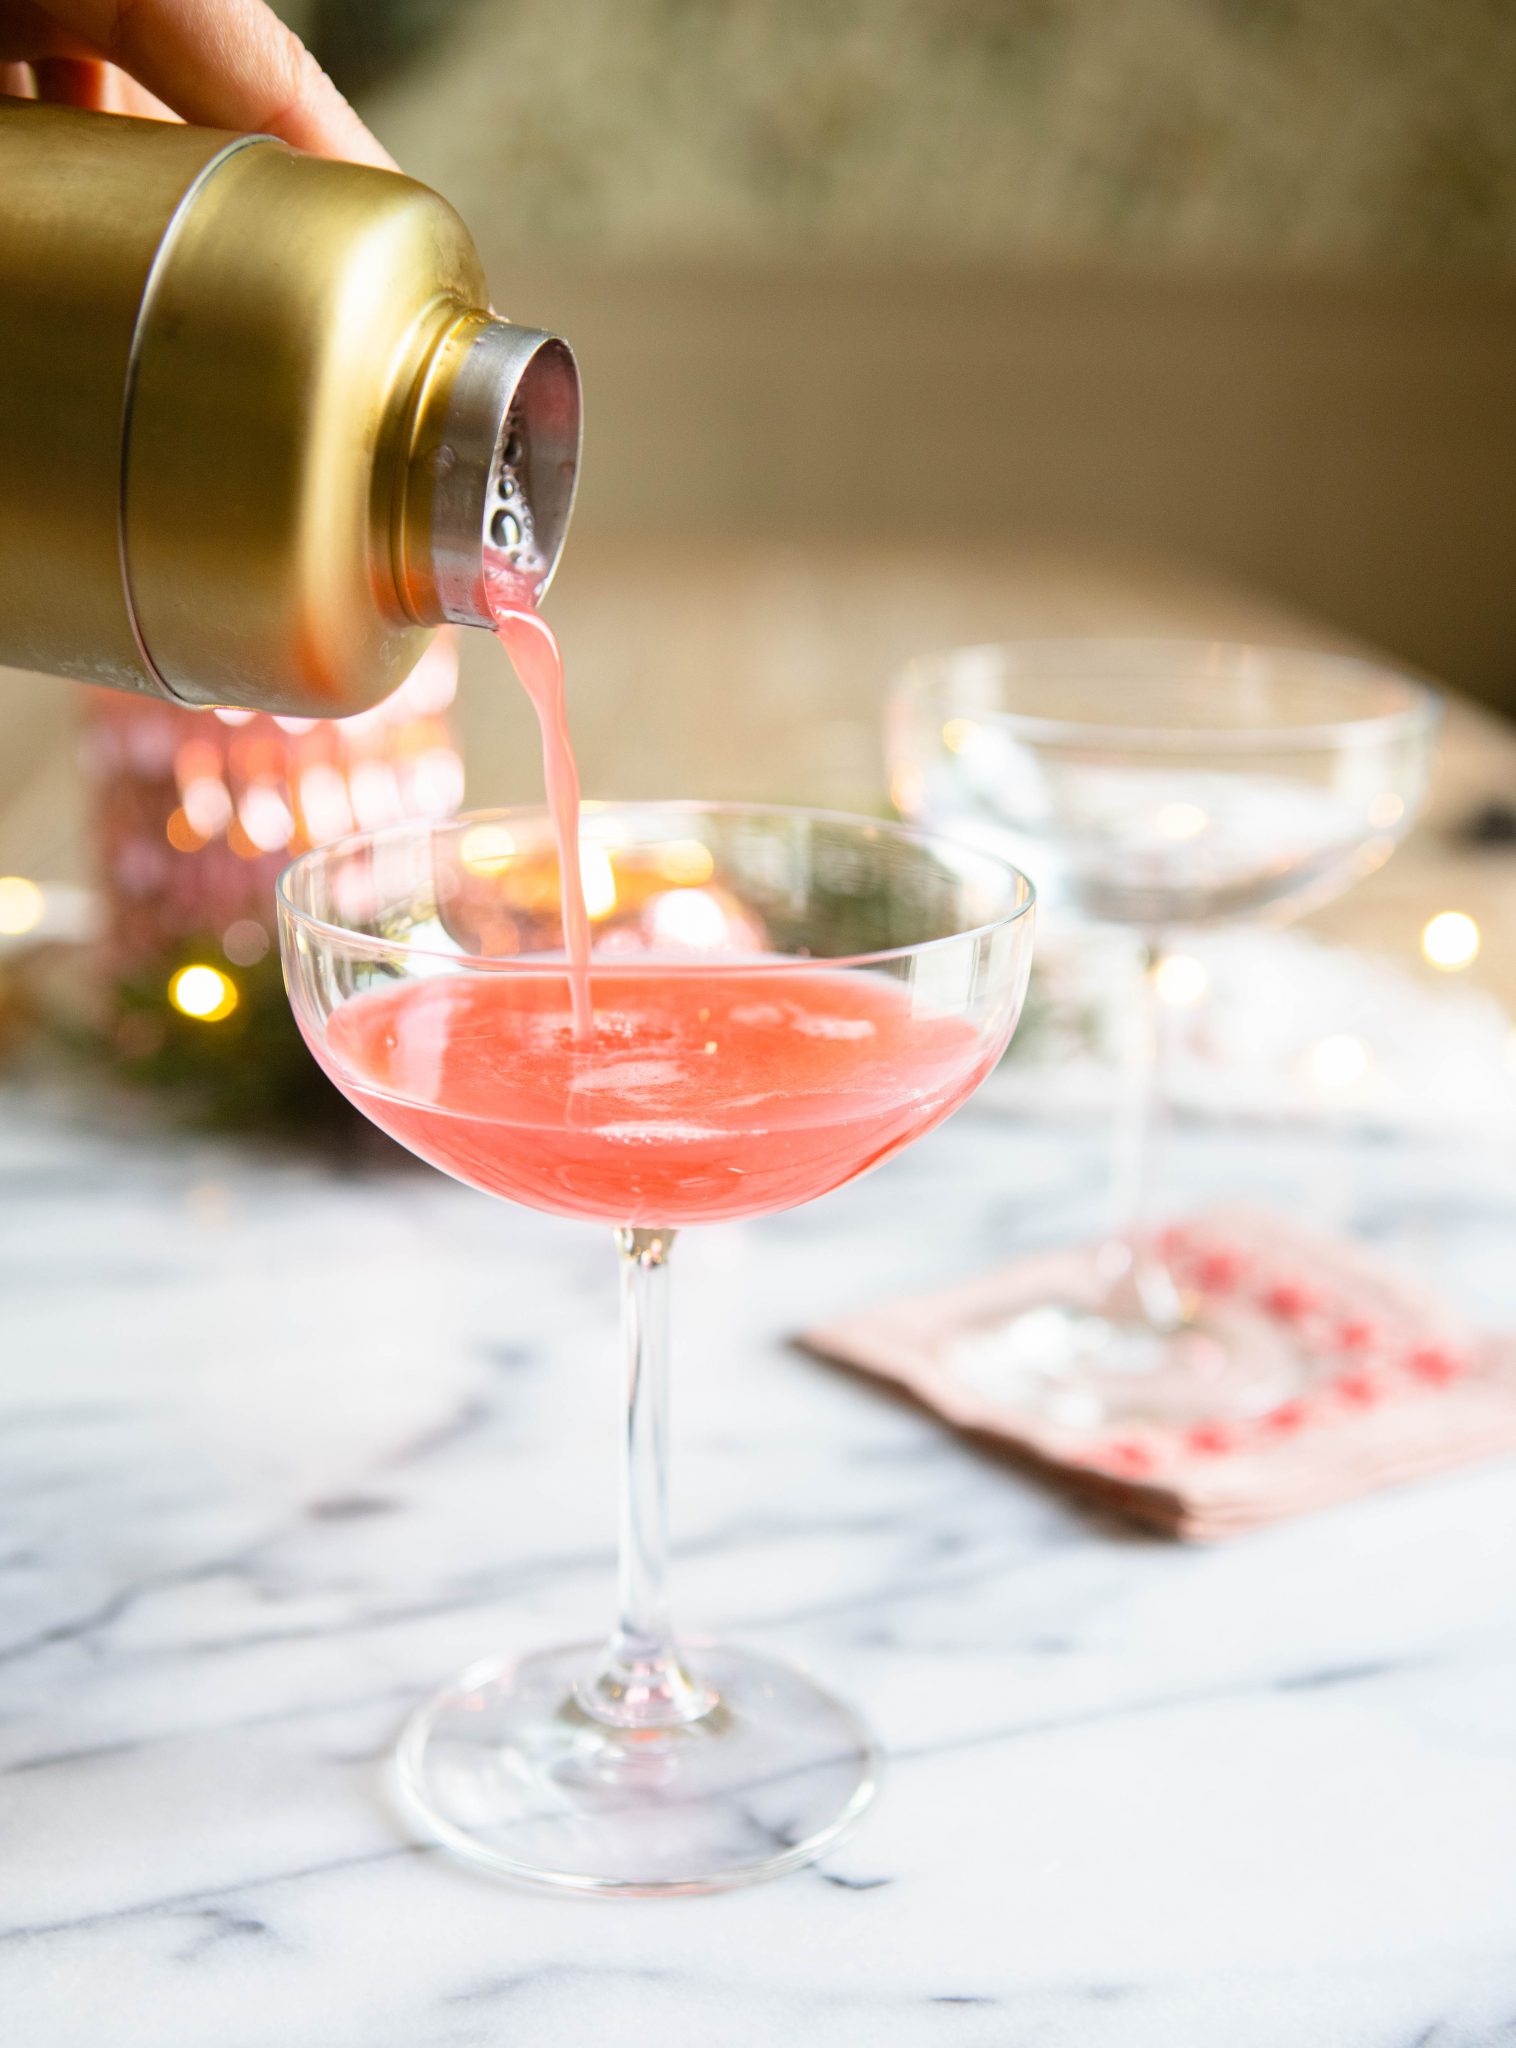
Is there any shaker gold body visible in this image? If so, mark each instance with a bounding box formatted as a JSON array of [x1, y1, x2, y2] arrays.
[[0, 98, 578, 717], [0, 101, 226, 698]]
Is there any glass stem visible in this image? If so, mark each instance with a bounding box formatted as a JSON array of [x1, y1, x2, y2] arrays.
[[579, 1226, 715, 1730], [1099, 935, 1186, 1330]]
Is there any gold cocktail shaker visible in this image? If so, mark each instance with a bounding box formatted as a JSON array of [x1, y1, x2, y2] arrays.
[[0, 97, 580, 717]]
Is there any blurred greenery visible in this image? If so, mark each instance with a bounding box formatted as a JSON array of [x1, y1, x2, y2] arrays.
[[94, 946, 371, 1143]]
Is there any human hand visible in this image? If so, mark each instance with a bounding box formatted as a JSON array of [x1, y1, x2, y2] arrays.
[[0, 0, 393, 166]]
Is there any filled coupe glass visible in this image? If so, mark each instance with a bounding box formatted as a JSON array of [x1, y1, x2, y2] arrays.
[[279, 802, 1035, 1893], [888, 639, 1440, 1427]]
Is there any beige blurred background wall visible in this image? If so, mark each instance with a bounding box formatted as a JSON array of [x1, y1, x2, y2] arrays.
[[2, 0, 1514, 878], [471, 258, 1515, 697], [342, 0, 1516, 700]]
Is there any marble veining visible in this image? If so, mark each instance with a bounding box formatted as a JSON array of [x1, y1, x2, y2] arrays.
[[1, 1086, 1515, 2047]]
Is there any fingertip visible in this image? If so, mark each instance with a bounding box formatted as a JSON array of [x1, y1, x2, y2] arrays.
[[281, 110, 399, 173], [76, 0, 400, 173], [333, 118, 399, 173], [270, 37, 398, 169], [268, 62, 398, 171]]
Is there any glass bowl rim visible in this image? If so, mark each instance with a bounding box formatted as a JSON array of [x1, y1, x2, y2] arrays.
[[893, 637, 1444, 754], [275, 798, 1036, 976]]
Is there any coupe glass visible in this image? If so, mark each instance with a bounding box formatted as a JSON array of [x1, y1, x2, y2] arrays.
[[888, 640, 1440, 1427], [278, 803, 1034, 1894]]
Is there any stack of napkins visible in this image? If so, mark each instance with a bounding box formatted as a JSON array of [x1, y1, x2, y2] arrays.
[[801, 1208, 1516, 1538]]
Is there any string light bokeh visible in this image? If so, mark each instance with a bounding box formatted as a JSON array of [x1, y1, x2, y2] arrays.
[[1421, 910, 1481, 972]]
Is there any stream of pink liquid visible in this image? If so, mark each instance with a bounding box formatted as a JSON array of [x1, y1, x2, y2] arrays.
[[485, 570, 593, 1036], [316, 572, 999, 1224]]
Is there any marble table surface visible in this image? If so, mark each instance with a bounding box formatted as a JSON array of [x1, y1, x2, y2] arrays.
[[3, 1086, 1515, 2048]]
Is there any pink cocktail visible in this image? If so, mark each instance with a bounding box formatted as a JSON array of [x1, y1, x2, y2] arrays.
[[279, 803, 1034, 1894], [322, 966, 999, 1226]]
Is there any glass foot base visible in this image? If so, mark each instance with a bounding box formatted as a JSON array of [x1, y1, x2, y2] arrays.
[[948, 1297, 1305, 1429], [394, 1638, 879, 1896]]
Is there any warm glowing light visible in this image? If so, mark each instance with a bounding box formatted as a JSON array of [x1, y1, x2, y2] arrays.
[[273, 716, 319, 735], [1308, 1033, 1370, 1091], [580, 812, 627, 851], [1155, 801, 1209, 841], [649, 887, 730, 949], [165, 808, 206, 853], [941, 718, 979, 755], [239, 780, 296, 853], [340, 700, 390, 743], [390, 630, 460, 717], [580, 843, 619, 920], [1367, 791, 1405, 829], [298, 765, 354, 843], [169, 964, 238, 1022], [350, 762, 403, 831], [239, 734, 285, 780], [212, 707, 255, 728], [460, 823, 517, 875], [222, 919, 270, 967], [409, 747, 466, 820], [1153, 953, 1209, 1007], [889, 766, 924, 818], [1421, 910, 1480, 971], [174, 738, 222, 788], [657, 839, 716, 886], [0, 875, 44, 936], [182, 775, 233, 838]]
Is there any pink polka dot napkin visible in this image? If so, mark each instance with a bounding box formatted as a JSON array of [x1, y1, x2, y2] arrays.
[[800, 1208, 1516, 1539]]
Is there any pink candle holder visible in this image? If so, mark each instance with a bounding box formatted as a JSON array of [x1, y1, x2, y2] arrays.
[[83, 636, 462, 978]]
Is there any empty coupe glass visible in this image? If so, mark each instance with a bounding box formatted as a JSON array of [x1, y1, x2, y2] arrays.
[[888, 640, 1440, 1427]]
